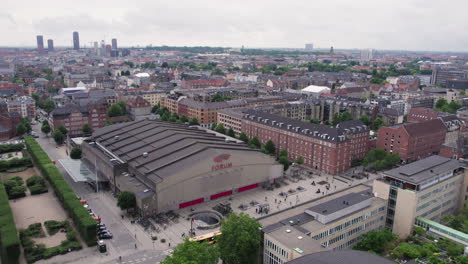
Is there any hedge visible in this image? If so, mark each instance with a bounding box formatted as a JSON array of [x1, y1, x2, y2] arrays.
[[0, 157, 32, 172], [24, 137, 97, 246], [0, 183, 21, 264], [0, 143, 24, 154]]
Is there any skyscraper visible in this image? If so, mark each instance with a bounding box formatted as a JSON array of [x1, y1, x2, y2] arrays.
[[36, 35, 44, 53], [73, 31, 80, 50], [100, 40, 106, 56], [111, 38, 118, 50], [305, 43, 313, 50], [47, 39, 54, 51], [360, 49, 374, 61]]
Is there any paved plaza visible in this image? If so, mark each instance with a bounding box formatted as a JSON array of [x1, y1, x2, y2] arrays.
[[31, 122, 378, 263]]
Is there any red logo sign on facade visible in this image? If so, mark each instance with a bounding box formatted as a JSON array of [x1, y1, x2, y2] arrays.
[[212, 154, 232, 171], [213, 154, 231, 163]]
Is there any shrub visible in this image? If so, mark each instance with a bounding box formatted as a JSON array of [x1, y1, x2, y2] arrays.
[[21, 223, 45, 238], [24, 137, 97, 246], [0, 143, 24, 154], [26, 176, 44, 186], [4, 177, 27, 199], [44, 220, 67, 236], [0, 158, 32, 172]]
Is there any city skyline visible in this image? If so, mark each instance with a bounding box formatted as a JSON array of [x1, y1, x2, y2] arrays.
[[1, 0, 468, 52]]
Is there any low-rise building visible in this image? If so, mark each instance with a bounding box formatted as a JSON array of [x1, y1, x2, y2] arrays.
[[261, 185, 386, 263], [82, 120, 283, 214], [376, 119, 447, 163], [373, 156, 467, 238]]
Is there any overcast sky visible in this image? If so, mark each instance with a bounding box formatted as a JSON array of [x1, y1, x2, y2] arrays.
[[1, 0, 468, 51]]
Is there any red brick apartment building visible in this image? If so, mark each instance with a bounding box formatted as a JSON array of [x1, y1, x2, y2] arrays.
[[49, 99, 109, 136], [376, 119, 447, 163], [181, 79, 229, 89], [407, 107, 440, 123], [240, 110, 370, 175], [160, 95, 300, 127]]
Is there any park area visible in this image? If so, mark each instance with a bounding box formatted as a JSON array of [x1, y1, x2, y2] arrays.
[[0, 138, 96, 264]]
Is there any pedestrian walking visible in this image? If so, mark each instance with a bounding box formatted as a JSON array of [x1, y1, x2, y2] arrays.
[[135, 243, 137, 249]]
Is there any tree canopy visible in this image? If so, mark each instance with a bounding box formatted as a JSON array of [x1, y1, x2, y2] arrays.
[[227, 128, 235, 138], [70, 147, 82, 159], [108, 103, 125, 117], [363, 148, 400, 170], [82, 124, 91, 134], [215, 123, 226, 134], [238, 132, 249, 143], [161, 239, 218, 264], [117, 191, 136, 211], [52, 130, 64, 145], [263, 140, 276, 154], [354, 229, 398, 255], [332, 111, 353, 126], [218, 213, 261, 264], [248, 136, 261, 149]]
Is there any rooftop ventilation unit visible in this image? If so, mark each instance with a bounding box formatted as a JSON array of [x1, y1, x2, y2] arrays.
[[114, 136, 119, 140], [143, 152, 148, 158]]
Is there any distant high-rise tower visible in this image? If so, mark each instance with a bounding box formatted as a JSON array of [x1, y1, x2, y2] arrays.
[[305, 43, 314, 50], [111, 38, 118, 50], [105, 44, 112, 57], [360, 49, 374, 61], [100, 40, 106, 56], [47, 39, 54, 51], [36, 35, 44, 53], [73, 31, 80, 50], [330, 46, 334, 55]]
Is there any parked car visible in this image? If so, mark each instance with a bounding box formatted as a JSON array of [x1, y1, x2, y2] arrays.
[[97, 229, 108, 235], [97, 226, 107, 232], [99, 232, 113, 239], [97, 223, 106, 229]]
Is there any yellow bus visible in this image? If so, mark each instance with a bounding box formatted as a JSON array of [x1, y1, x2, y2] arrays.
[[189, 231, 221, 245]]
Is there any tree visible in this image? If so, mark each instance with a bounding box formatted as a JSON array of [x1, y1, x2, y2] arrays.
[[296, 156, 304, 165], [188, 118, 199, 126], [117, 191, 136, 211], [279, 149, 288, 158], [52, 130, 64, 145], [354, 229, 397, 255], [160, 112, 170, 121], [248, 136, 261, 149], [161, 239, 218, 264], [41, 123, 51, 135], [371, 118, 385, 131], [108, 103, 124, 117], [210, 123, 217, 130], [310, 119, 320, 124], [435, 98, 448, 109], [215, 123, 226, 134], [218, 213, 261, 264], [104, 120, 113, 126], [42, 99, 55, 113], [42, 120, 49, 126], [227, 128, 235, 137], [359, 115, 370, 126], [391, 243, 422, 260], [238, 132, 249, 143], [82, 124, 91, 134], [70, 147, 82, 159], [263, 140, 276, 154], [16, 123, 26, 136], [279, 156, 290, 171], [57, 125, 68, 135], [151, 103, 160, 114], [179, 115, 188, 123]]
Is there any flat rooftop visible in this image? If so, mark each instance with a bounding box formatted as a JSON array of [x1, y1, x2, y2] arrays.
[[383, 155, 462, 185], [260, 185, 385, 255], [306, 190, 372, 216]]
